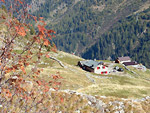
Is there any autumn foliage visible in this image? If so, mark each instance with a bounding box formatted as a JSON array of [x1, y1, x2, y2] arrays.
[[0, 0, 61, 112]]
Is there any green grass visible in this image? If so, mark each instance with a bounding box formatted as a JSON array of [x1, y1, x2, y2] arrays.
[[22, 50, 150, 99], [40, 52, 150, 99], [104, 89, 141, 98], [58, 56, 82, 66], [1, 7, 150, 112], [97, 60, 112, 63], [12, 50, 23, 54], [11, 48, 150, 99]]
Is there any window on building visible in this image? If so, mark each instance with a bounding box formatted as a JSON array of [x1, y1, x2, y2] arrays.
[[97, 67, 100, 69], [103, 66, 105, 69]]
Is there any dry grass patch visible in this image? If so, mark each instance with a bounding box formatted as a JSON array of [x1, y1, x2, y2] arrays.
[[40, 66, 92, 90], [27, 50, 150, 99]]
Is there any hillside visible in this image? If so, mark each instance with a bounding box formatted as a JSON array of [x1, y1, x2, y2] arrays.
[[1, 23, 150, 111], [82, 7, 150, 68], [33, 50, 150, 112], [27, 0, 150, 68], [41, 51, 150, 98], [1, 1, 150, 112], [1, 37, 150, 112]]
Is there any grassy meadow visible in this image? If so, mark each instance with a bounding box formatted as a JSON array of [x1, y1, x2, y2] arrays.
[[37, 50, 150, 99]]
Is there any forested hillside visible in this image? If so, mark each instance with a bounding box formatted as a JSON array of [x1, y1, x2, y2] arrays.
[[29, 0, 149, 51], [27, 0, 150, 67], [1, 0, 150, 112], [82, 8, 150, 68]]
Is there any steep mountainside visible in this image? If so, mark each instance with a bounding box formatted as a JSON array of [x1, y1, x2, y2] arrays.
[[29, 0, 149, 50], [82, 8, 150, 68], [1, 3, 150, 112], [28, 0, 150, 67], [33, 50, 150, 112]]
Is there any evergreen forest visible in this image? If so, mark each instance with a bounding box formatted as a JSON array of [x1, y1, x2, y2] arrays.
[[27, 0, 150, 68]]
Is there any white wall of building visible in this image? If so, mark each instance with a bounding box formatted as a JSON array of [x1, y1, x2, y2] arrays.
[[94, 65, 109, 74], [120, 60, 131, 64]]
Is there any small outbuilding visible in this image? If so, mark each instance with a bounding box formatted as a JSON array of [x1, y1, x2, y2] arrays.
[[115, 56, 131, 64], [78, 60, 109, 74], [123, 61, 138, 67]]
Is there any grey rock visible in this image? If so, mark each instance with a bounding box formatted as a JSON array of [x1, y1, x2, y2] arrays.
[[86, 95, 97, 103], [96, 101, 105, 112], [146, 96, 150, 100], [105, 109, 110, 112], [113, 106, 119, 110], [120, 109, 125, 113], [140, 98, 146, 102], [88, 101, 92, 105]]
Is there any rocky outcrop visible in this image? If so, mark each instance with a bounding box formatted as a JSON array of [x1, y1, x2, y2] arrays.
[[49, 88, 150, 113]]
